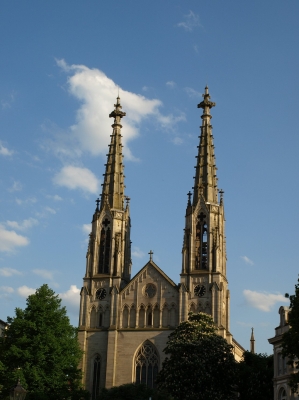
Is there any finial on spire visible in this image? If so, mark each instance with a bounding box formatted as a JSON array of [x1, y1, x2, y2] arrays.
[[198, 184, 204, 196], [198, 86, 216, 111], [148, 250, 153, 261], [219, 189, 224, 205], [95, 197, 100, 211], [187, 191, 192, 206], [250, 327, 255, 353], [109, 96, 126, 119]]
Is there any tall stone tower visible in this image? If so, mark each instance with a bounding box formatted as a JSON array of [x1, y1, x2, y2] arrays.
[[78, 97, 132, 397], [78, 89, 243, 397], [181, 86, 231, 341]]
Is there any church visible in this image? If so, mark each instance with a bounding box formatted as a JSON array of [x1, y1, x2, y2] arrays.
[[77, 87, 244, 398]]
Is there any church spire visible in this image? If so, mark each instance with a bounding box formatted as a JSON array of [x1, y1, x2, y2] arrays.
[[193, 86, 218, 205], [100, 96, 126, 211]]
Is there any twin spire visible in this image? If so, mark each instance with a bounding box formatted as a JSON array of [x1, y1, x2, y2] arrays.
[[98, 87, 219, 214], [99, 96, 126, 212], [192, 86, 219, 206]]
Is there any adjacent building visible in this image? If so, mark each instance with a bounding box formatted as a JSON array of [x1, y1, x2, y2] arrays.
[[268, 306, 298, 399], [0, 319, 7, 337]]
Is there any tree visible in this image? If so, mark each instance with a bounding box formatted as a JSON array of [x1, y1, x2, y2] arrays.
[[0, 284, 89, 400], [156, 312, 237, 400], [99, 383, 172, 400], [282, 276, 299, 393], [238, 351, 273, 399]]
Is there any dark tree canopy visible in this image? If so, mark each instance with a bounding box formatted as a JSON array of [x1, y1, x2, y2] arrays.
[[0, 284, 89, 400], [282, 276, 299, 393], [156, 312, 237, 400], [99, 383, 172, 400], [238, 351, 273, 400]]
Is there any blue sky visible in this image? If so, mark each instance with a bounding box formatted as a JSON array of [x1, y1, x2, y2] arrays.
[[0, 1, 299, 354]]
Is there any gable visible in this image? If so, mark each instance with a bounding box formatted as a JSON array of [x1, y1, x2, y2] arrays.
[[120, 261, 179, 307]]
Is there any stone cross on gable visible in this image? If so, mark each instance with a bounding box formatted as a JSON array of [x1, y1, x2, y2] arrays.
[[148, 250, 153, 261]]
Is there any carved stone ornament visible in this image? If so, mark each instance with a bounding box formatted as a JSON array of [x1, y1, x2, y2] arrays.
[[143, 283, 157, 298]]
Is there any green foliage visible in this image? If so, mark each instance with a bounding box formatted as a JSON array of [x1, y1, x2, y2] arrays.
[[282, 275, 299, 393], [0, 284, 89, 400], [238, 351, 273, 399], [99, 383, 172, 400], [156, 312, 237, 400]]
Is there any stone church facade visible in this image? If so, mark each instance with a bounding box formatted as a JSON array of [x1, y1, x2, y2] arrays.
[[78, 87, 244, 398]]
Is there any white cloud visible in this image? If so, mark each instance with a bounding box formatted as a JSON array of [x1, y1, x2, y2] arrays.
[[177, 11, 202, 32], [17, 285, 36, 298], [1, 92, 15, 109], [243, 289, 288, 312], [53, 165, 100, 194], [52, 60, 185, 161], [185, 87, 202, 98], [35, 206, 57, 219], [237, 321, 253, 328], [59, 285, 80, 315], [0, 224, 29, 252], [0, 141, 14, 156], [82, 224, 91, 235], [8, 181, 22, 192], [156, 113, 186, 129], [6, 218, 38, 231], [46, 194, 63, 201], [241, 255, 254, 266], [32, 269, 54, 280], [0, 267, 22, 277], [132, 247, 145, 258], [166, 81, 176, 88], [16, 197, 37, 206], [172, 137, 183, 145], [0, 286, 14, 293], [0, 286, 14, 298], [44, 207, 56, 214]]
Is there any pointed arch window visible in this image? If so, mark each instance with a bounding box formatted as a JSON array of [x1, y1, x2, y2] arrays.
[[279, 388, 287, 400], [90, 308, 97, 328], [162, 304, 169, 327], [92, 355, 101, 400], [98, 218, 111, 274], [135, 341, 159, 389], [195, 212, 208, 270], [147, 311, 152, 327], [99, 312, 103, 327]]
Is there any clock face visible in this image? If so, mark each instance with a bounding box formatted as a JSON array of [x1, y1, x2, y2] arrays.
[[194, 285, 206, 297], [96, 288, 107, 300]]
